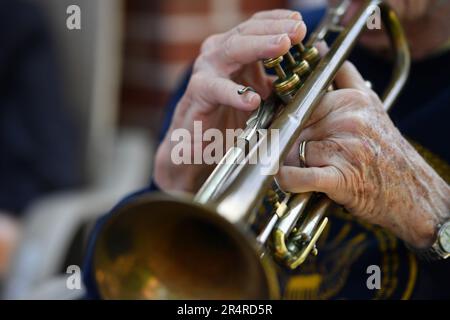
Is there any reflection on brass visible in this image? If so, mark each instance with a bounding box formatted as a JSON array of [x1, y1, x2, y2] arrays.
[[273, 74, 300, 95], [292, 60, 311, 78], [93, 0, 410, 300], [303, 46, 321, 68], [263, 56, 287, 79]]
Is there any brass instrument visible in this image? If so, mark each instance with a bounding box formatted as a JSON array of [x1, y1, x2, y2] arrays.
[[93, 0, 410, 299]]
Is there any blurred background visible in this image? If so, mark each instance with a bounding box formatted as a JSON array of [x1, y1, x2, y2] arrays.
[[0, 0, 325, 299]]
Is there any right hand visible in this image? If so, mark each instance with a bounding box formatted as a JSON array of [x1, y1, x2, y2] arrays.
[[154, 9, 307, 193]]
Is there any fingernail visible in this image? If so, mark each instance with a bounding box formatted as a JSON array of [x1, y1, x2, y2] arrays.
[[243, 92, 258, 105], [273, 34, 287, 45], [290, 22, 303, 34], [289, 12, 301, 20]]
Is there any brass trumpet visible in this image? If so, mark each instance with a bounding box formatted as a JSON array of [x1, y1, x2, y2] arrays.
[[92, 0, 410, 299]]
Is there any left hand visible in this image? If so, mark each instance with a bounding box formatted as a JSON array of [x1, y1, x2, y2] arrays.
[[277, 61, 450, 248]]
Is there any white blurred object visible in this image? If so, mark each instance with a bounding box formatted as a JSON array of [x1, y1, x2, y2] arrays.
[[4, 130, 152, 300], [3, 0, 154, 300]]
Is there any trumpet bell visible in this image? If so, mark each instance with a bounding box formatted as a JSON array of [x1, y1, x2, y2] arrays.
[[93, 193, 278, 299]]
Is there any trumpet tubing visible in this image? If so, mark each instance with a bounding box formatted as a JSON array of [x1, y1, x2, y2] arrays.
[[93, 0, 410, 300]]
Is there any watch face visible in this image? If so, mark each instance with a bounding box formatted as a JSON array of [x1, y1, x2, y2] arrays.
[[438, 221, 450, 253]]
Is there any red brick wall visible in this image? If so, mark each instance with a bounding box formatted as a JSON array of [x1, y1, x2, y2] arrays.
[[119, 0, 288, 135]]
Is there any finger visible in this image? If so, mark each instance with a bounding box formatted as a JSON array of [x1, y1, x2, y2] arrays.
[[277, 165, 341, 195], [190, 73, 261, 111], [236, 63, 274, 99], [301, 86, 375, 133], [284, 140, 335, 168], [315, 40, 329, 57], [334, 61, 369, 92], [221, 34, 291, 66], [300, 90, 347, 129], [235, 19, 306, 44], [252, 9, 302, 21]]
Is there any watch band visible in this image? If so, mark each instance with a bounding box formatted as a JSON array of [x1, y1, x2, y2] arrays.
[[406, 220, 450, 261], [406, 243, 444, 262]]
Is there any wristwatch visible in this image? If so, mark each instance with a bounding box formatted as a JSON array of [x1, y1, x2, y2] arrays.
[[411, 220, 450, 261]]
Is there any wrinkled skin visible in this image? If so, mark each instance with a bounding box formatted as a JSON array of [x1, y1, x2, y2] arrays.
[[279, 62, 449, 248], [154, 7, 450, 249]]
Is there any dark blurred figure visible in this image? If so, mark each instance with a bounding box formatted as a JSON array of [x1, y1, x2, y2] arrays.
[[0, 1, 80, 279]]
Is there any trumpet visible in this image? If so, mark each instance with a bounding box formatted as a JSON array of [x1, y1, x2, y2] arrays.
[[92, 0, 410, 299]]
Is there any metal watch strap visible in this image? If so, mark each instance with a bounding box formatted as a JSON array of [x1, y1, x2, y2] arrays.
[[406, 243, 444, 262], [405, 221, 450, 261]]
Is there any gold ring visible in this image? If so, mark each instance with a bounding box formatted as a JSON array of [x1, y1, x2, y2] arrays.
[[299, 140, 308, 168]]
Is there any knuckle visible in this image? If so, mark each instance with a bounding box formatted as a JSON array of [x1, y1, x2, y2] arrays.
[[335, 89, 374, 113], [311, 169, 322, 187], [350, 89, 372, 106], [193, 53, 211, 73], [344, 60, 357, 71], [262, 21, 272, 34], [200, 34, 221, 53], [335, 167, 347, 191], [234, 21, 248, 35], [267, 36, 290, 57], [251, 10, 267, 19], [334, 91, 352, 107], [340, 112, 368, 133], [188, 72, 206, 92], [350, 113, 368, 132], [204, 75, 218, 93], [251, 11, 259, 19], [196, 35, 229, 73], [273, 19, 289, 34], [223, 35, 237, 62], [367, 90, 381, 106], [193, 55, 204, 72]]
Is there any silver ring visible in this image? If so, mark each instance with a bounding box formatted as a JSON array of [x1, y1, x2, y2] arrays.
[[299, 140, 308, 168]]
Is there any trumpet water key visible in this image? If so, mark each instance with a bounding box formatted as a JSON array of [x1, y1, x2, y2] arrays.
[[92, 0, 410, 299]]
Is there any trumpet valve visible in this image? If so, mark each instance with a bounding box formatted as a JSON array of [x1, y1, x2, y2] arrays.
[[263, 56, 287, 79], [292, 59, 311, 78], [294, 43, 320, 68], [284, 51, 311, 79], [264, 56, 301, 103]]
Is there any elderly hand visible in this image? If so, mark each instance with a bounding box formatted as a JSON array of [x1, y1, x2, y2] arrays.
[[155, 10, 307, 192], [278, 62, 450, 248]]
